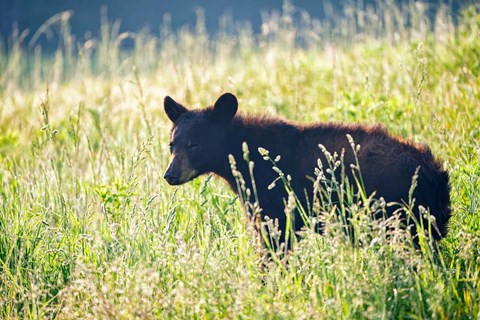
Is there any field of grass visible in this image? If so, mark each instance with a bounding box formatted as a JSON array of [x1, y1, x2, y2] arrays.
[[1, 2, 479, 319]]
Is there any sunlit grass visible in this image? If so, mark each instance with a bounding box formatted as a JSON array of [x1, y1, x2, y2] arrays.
[[0, 2, 479, 318]]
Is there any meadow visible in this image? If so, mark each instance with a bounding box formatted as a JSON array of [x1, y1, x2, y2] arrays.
[[0, 2, 479, 319]]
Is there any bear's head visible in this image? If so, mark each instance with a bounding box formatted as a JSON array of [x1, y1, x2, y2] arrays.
[[163, 93, 238, 185]]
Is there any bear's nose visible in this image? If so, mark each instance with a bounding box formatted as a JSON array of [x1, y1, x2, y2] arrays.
[[164, 172, 179, 185]]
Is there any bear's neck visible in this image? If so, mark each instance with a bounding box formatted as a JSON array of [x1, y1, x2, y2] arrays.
[[213, 115, 302, 193]]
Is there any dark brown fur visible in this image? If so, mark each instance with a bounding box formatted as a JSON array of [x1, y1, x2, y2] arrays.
[[164, 93, 451, 245]]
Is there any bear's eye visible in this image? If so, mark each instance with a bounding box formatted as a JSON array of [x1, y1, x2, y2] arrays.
[[188, 143, 199, 151]]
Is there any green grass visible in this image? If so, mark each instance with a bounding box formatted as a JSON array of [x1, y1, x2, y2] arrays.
[[1, 2, 479, 319]]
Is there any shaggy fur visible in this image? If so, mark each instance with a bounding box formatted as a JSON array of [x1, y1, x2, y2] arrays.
[[164, 93, 451, 244]]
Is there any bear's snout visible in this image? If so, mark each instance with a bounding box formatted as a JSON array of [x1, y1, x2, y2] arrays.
[[164, 155, 198, 185], [164, 161, 180, 185], [163, 171, 180, 185]]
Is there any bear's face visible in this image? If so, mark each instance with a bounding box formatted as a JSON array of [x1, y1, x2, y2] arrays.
[[163, 93, 238, 185]]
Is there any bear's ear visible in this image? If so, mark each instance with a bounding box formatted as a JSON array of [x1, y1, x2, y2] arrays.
[[212, 93, 238, 122], [164, 96, 188, 123]]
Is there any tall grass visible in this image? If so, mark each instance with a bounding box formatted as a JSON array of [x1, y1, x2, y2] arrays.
[[0, 1, 479, 318]]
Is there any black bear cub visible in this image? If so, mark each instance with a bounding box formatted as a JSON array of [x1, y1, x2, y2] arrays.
[[164, 93, 451, 244]]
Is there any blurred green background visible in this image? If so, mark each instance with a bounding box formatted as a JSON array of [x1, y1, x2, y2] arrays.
[[0, 0, 471, 49]]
